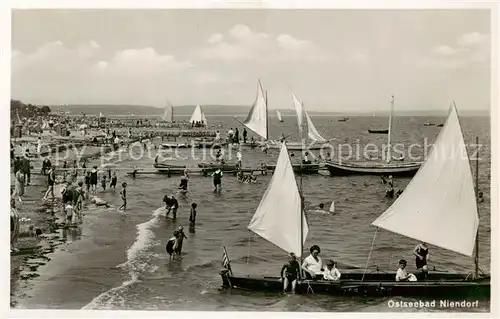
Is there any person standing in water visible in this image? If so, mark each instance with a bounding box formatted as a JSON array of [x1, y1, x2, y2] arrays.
[[178, 170, 189, 194], [189, 203, 197, 228], [101, 175, 107, 191], [212, 169, 223, 193], [119, 182, 127, 210], [175, 226, 188, 257]]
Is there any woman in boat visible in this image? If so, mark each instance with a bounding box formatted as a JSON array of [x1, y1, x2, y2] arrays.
[[301, 245, 324, 280], [280, 252, 301, 293], [322, 260, 341, 281], [395, 259, 417, 282], [413, 242, 429, 278]]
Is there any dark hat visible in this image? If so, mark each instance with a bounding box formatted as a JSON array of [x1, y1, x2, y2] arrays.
[[310, 245, 321, 254]]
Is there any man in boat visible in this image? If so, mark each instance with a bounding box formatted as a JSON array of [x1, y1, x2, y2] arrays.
[[301, 245, 325, 280], [478, 191, 484, 203], [413, 242, 429, 279], [395, 259, 417, 282], [242, 128, 248, 143], [302, 152, 311, 165], [322, 260, 341, 281], [280, 252, 301, 293], [212, 169, 223, 193], [308, 203, 329, 214]]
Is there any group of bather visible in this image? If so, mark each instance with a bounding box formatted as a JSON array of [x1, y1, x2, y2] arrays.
[[279, 242, 429, 293]]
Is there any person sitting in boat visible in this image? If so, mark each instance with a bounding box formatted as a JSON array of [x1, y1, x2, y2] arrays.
[[478, 191, 484, 203], [395, 259, 417, 282], [236, 170, 244, 183], [280, 252, 301, 293], [322, 259, 341, 281], [413, 242, 429, 279], [302, 152, 311, 165], [301, 245, 324, 280]]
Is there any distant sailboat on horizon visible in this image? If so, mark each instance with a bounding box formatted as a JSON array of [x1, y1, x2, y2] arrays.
[[276, 110, 284, 122]]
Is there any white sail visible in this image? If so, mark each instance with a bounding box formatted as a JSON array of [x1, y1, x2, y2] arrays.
[[99, 112, 103, 118], [243, 80, 267, 140], [329, 201, 335, 213], [371, 104, 478, 257], [248, 143, 308, 256], [292, 93, 304, 136], [276, 110, 283, 122], [189, 105, 207, 124], [304, 110, 327, 143], [162, 102, 174, 122]]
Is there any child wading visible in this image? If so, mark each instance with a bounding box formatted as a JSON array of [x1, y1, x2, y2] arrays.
[[189, 203, 197, 229], [119, 182, 127, 210]]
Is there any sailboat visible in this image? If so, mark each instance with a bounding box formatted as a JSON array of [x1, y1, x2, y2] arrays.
[[368, 99, 392, 134], [161, 101, 174, 122], [325, 96, 422, 176], [276, 110, 284, 122], [189, 104, 207, 127], [220, 103, 490, 298]]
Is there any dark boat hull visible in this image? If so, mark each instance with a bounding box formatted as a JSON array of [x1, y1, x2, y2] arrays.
[[325, 160, 421, 177], [368, 129, 389, 134], [197, 163, 239, 171], [220, 271, 490, 298], [153, 163, 186, 170], [266, 164, 320, 174]]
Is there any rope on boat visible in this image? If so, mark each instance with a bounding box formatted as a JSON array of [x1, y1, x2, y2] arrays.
[[361, 228, 379, 282], [246, 233, 251, 264]]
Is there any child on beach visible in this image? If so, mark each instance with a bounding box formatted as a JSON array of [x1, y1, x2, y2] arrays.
[[119, 182, 127, 210], [65, 203, 74, 226], [84, 171, 91, 198], [110, 171, 117, 189], [101, 175, 107, 191], [43, 166, 56, 201]]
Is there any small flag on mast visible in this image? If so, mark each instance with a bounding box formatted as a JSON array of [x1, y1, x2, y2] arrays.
[[222, 246, 233, 275]]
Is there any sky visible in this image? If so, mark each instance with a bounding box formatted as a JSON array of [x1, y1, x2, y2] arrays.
[[11, 9, 491, 112]]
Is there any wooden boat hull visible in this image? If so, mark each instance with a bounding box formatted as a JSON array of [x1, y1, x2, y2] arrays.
[[368, 129, 389, 134], [325, 160, 421, 177], [197, 163, 239, 171], [153, 163, 186, 170], [220, 271, 490, 298], [266, 164, 320, 174], [160, 143, 190, 149]]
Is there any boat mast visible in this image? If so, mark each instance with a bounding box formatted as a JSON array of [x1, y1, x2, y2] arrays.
[[299, 101, 306, 262], [474, 136, 480, 278], [265, 90, 269, 140], [386, 95, 394, 163]]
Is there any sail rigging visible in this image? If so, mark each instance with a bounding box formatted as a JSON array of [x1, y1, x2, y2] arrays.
[[189, 105, 207, 124], [276, 110, 283, 122], [304, 110, 327, 142], [386, 95, 394, 163], [248, 142, 308, 256], [292, 93, 327, 142], [371, 104, 478, 257], [243, 79, 268, 140]]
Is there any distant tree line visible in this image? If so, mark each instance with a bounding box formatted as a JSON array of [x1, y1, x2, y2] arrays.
[[11, 99, 51, 120]]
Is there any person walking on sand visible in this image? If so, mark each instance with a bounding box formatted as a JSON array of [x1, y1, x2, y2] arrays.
[[119, 182, 127, 210], [90, 166, 98, 194], [110, 171, 117, 190], [43, 165, 56, 201]]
